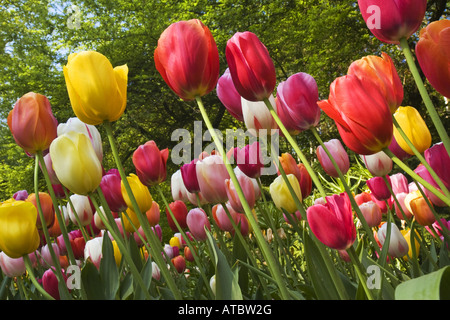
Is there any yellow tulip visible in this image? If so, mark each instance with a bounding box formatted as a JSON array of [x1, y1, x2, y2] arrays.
[[50, 131, 103, 196], [0, 201, 40, 258], [111, 240, 122, 267], [121, 174, 153, 213], [122, 208, 141, 233], [269, 174, 302, 214], [401, 229, 420, 261], [393, 106, 432, 155], [63, 51, 128, 125], [169, 236, 181, 248]]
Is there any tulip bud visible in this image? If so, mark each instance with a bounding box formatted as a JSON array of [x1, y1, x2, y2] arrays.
[[63, 51, 128, 125], [152, 261, 161, 281], [166, 200, 189, 232], [225, 173, 256, 213], [146, 201, 160, 227], [133, 141, 169, 187], [357, 0, 427, 45], [400, 229, 420, 261], [84, 237, 103, 269], [171, 255, 186, 274], [388, 134, 412, 161], [358, 201, 382, 228], [390, 173, 409, 195], [180, 159, 201, 194], [225, 31, 276, 101], [213, 203, 239, 233], [393, 106, 432, 155], [121, 174, 153, 214], [13, 190, 29, 201], [68, 194, 94, 227], [42, 267, 69, 300], [216, 68, 244, 122], [50, 131, 103, 196], [367, 176, 392, 201], [425, 142, 450, 191], [7, 92, 58, 155], [233, 141, 265, 179], [416, 19, 450, 99], [405, 191, 436, 226], [100, 169, 128, 213], [0, 252, 27, 278], [26, 192, 55, 229], [275, 72, 321, 134], [122, 208, 141, 233], [360, 151, 392, 177], [269, 174, 302, 214], [196, 155, 230, 204], [377, 223, 409, 258], [241, 95, 278, 137], [0, 201, 40, 259], [393, 192, 413, 220], [316, 139, 350, 178], [184, 246, 195, 262], [186, 208, 211, 241]]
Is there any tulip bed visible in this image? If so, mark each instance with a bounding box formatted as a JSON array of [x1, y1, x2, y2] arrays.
[[1, 1, 450, 302]]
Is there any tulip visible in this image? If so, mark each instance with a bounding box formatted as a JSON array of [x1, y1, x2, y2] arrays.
[[390, 173, 409, 195], [121, 173, 153, 214], [196, 154, 230, 204], [123, 208, 141, 233], [425, 142, 450, 190], [213, 203, 239, 233], [348, 53, 403, 113], [306, 193, 356, 251], [42, 267, 68, 300], [400, 229, 420, 261], [0, 201, 40, 259], [269, 174, 302, 215], [42, 153, 61, 185], [275, 72, 321, 134], [225, 31, 276, 101], [414, 164, 448, 208], [166, 200, 189, 232], [216, 68, 244, 122], [50, 131, 103, 196], [146, 201, 160, 227], [133, 141, 169, 187], [152, 261, 161, 281], [277, 153, 312, 199], [360, 151, 392, 177], [186, 208, 211, 241], [184, 246, 195, 262], [357, 0, 427, 45], [426, 219, 450, 238], [367, 176, 392, 201], [68, 194, 94, 227], [358, 201, 382, 228], [377, 222, 409, 258], [393, 106, 432, 155], [241, 95, 278, 137], [26, 192, 55, 229], [297, 163, 313, 199], [7, 92, 58, 155], [316, 139, 350, 178], [63, 51, 128, 125], [100, 169, 128, 213], [355, 192, 373, 206], [40, 243, 60, 267], [388, 134, 412, 161], [405, 191, 436, 226], [318, 74, 393, 155], [233, 214, 250, 237], [0, 252, 27, 278], [225, 172, 256, 213], [154, 19, 220, 101], [180, 159, 200, 193], [57, 229, 82, 256], [393, 192, 413, 220], [416, 19, 450, 99], [13, 190, 28, 201], [233, 141, 265, 179], [171, 169, 190, 203], [57, 117, 103, 162], [171, 255, 186, 274], [84, 236, 103, 269]]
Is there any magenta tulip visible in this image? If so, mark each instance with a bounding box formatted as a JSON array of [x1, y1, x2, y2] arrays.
[[316, 139, 350, 178], [306, 193, 356, 251], [424, 142, 450, 190], [42, 267, 69, 300], [100, 169, 128, 213], [388, 134, 412, 161], [276, 72, 321, 134], [216, 68, 244, 122], [367, 176, 392, 201], [180, 159, 200, 194], [225, 31, 276, 101], [233, 141, 265, 179]]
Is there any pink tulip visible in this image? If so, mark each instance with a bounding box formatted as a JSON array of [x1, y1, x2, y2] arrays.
[[186, 208, 211, 241], [216, 68, 244, 122], [213, 203, 239, 233], [388, 134, 411, 161], [367, 176, 392, 201], [390, 173, 409, 195], [225, 31, 276, 101], [360, 151, 392, 177], [394, 192, 413, 220], [225, 172, 256, 213], [276, 72, 321, 134], [196, 154, 230, 204], [316, 139, 350, 178], [306, 193, 356, 250], [425, 142, 450, 190], [0, 252, 27, 277], [358, 201, 382, 228], [233, 141, 265, 179]]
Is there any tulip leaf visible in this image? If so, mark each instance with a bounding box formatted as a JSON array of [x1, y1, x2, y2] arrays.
[[206, 230, 242, 300], [81, 261, 106, 300], [99, 233, 119, 300], [395, 266, 450, 300], [232, 231, 249, 295], [439, 241, 450, 268], [119, 272, 133, 300], [127, 236, 143, 272], [134, 258, 153, 300]]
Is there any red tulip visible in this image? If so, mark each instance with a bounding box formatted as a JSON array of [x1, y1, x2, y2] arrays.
[[171, 255, 186, 274], [318, 74, 393, 155], [7, 92, 58, 155], [133, 141, 169, 187], [416, 19, 450, 99], [100, 169, 128, 213], [216, 68, 244, 122], [225, 31, 276, 101], [348, 53, 403, 114], [306, 193, 356, 251], [275, 72, 321, 134], [166, 200, 188, 232], [357, 0, 427, 45], [297, 164, 313, 198], [42, 267, 69, 300], [180, 159, 200, 193], [154, 19, 220, 101]]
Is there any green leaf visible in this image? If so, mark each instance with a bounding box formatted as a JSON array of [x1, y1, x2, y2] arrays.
[[395, 266, 450, 300], [99, 233, 120, 300], [119, 272, 134, 300], [206, 230, 243, 300], [134, 258, 153, 300], [81, 262, 106, 300]]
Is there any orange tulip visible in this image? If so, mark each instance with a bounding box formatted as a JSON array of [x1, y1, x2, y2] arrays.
[[416, 20, 450, 99], [26, 192, 55, 229], [7, 92, 58, 155]]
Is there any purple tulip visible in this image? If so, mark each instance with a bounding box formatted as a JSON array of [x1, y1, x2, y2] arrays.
[[216, 68, 244, 122]]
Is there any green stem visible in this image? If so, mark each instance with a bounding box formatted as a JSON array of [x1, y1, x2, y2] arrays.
[[263, 98, 327, 199], [346, 246, 374, 300], [102, 121, 182, 300], [383, 148, 450, 206], [399, 37, 450, 158], [195, 96, 291, 300], [23, 254, 55, 300]]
